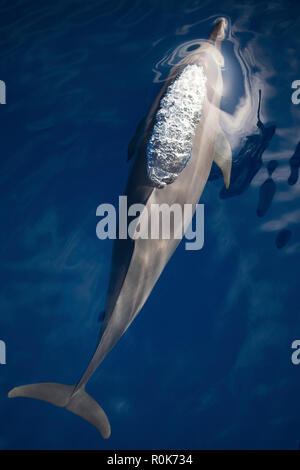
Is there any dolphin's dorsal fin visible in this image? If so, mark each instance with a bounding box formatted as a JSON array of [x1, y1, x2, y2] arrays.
[[213, 129, 232, 189]]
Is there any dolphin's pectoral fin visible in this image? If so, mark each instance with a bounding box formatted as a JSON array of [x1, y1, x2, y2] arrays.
[[127, 115, 146, 161], [213, 129, 232, 189]]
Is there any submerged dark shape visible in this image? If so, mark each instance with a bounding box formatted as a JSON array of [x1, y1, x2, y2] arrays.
[[256, 177, 276, 217], [127, 115, 146, 162], [98, 310, 105, 322], [256, 160, 278, 218], [275, 229, 292, 249], [209, 90, 276, 199], [288, 141, 300, 186], [267, 159, 278, 176]]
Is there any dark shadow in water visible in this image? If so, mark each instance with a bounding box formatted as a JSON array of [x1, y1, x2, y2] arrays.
[[267, 160, 278, 175], [219, 90, 276, 199], [275, 229, 292, 249], [98, 310, 105, 322], [256, 160, 278, 218], [209, 91, 276, 199], [127, 115, 146, 162], [288, 141, 300, 186], [209, 91, 296, 250], [272, 141, 300, 249]]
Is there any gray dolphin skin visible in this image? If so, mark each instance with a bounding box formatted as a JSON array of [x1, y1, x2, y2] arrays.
[[8, 18, 232, 440]]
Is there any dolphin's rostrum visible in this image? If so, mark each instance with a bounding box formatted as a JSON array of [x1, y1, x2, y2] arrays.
[[9, 18, 233, 440]]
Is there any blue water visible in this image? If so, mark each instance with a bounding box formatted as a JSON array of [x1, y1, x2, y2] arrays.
[[1, 0, 300, 450]]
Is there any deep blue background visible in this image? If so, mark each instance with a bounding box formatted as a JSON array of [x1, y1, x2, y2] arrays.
[[0, 0, 300, 449]]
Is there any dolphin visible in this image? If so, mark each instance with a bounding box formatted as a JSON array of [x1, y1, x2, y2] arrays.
[[8, 18, 233, 439]]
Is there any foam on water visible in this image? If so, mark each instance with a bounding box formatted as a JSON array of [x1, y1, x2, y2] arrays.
[[147, 64, 207, 188]]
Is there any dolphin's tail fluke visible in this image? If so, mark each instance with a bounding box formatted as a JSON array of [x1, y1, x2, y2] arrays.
[[8, 382, 111, 439]]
